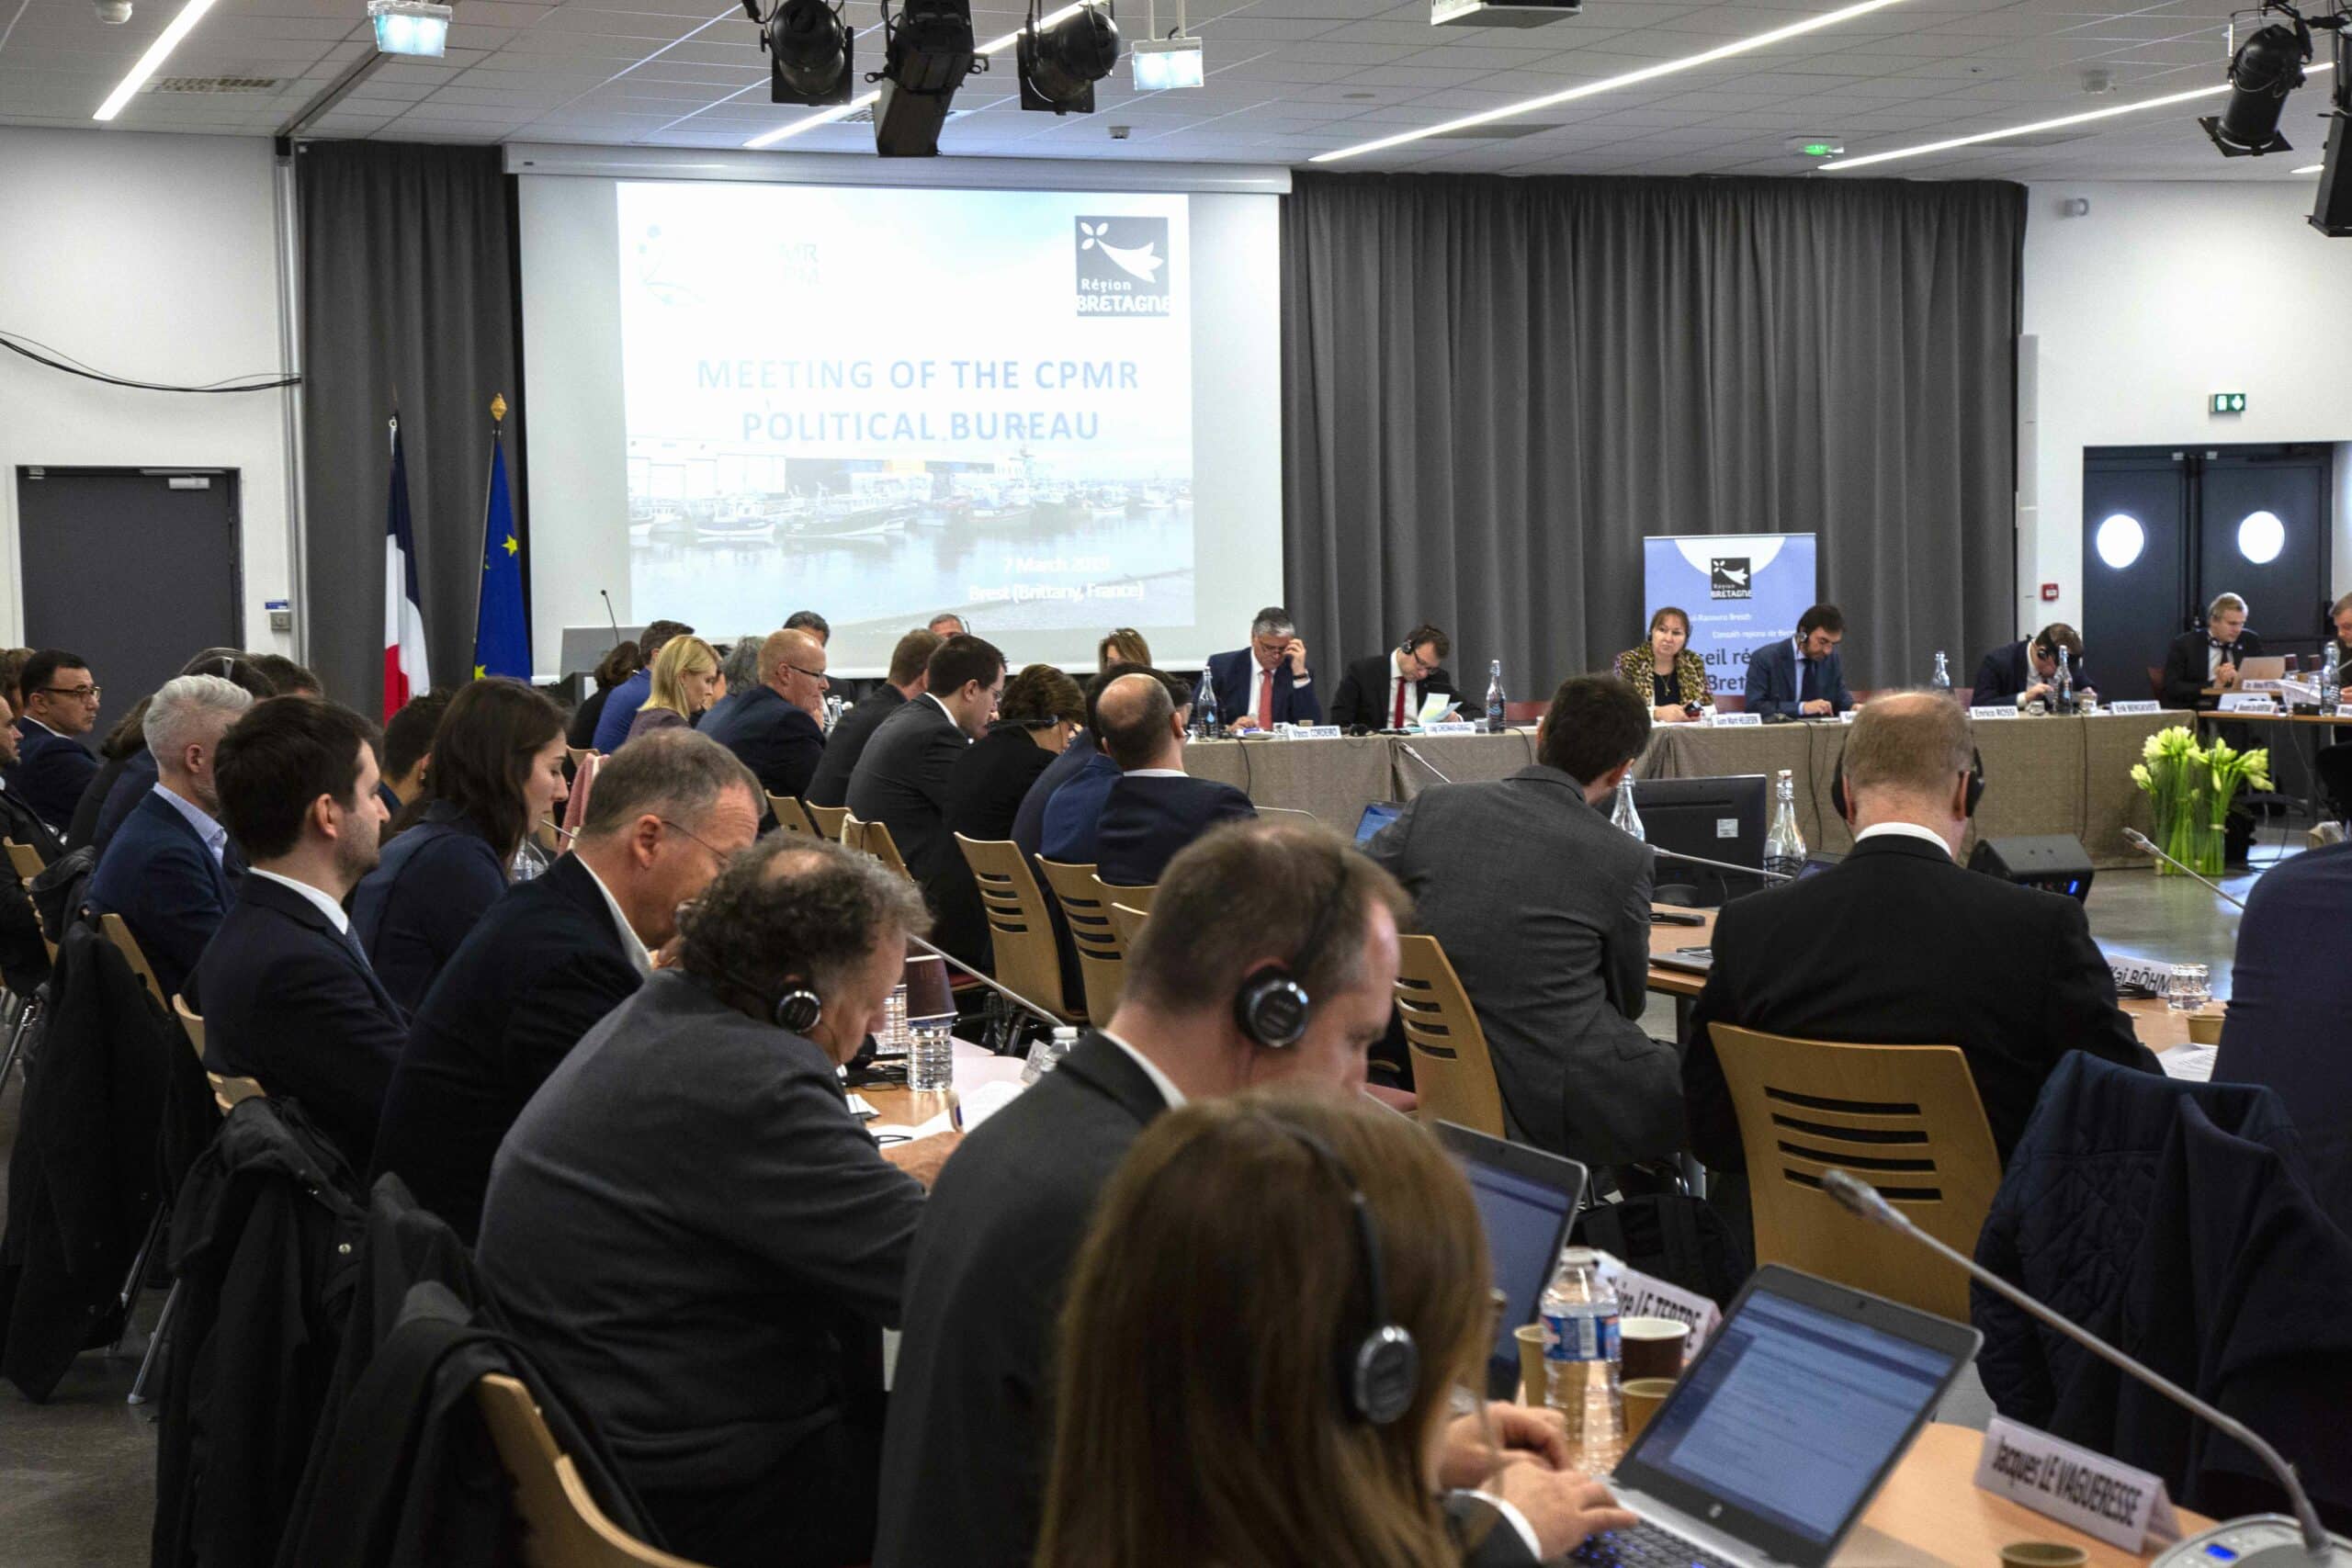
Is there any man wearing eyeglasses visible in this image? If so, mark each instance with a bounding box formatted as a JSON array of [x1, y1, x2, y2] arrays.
[[9, 649, 101, 834], [702, 626, 830, 808]]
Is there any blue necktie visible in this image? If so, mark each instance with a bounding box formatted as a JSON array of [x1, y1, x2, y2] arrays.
[[1800, 660, 1819, 705]]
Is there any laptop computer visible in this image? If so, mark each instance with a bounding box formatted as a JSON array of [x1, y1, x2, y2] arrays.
[[1433, 1122, 1589, 1400], [1571, 1264, 1981, 1568], [2239, 655, 2288, 682], [1354, 801, 1402, 844]]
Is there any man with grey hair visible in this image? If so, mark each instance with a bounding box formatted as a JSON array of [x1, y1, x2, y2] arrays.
[[86, 672, 255, 1004], [695, 635, 769, 735], [702, 626, 829, 803], [371, 728, 763, 1243], [1682, 691, 2156, 1187], [1204, 604, 1321, 731], [926, 611, 968, 638], [479, 834, 952, 1568]]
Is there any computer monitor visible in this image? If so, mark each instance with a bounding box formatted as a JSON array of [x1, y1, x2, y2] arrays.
[[1633, 774, 1770, 906], [1434, 1122, 1589, 1399], [1353, 801, 1401, 845]]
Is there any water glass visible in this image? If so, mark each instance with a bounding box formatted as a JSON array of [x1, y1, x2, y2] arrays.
[[876, 984, 910, 1058], [2165, 964, 2211, 1014]]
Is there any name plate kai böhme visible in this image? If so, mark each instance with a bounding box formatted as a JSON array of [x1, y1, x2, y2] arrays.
[[1970, 705, 2020, 720], [2109, 700, 2163, 716], [1709, 712, 1762, 728], [1590, 1256, 1724, 1357], [1973, 1417, 2180, 1552], [2218, 694, 2279, 715], [1419, 721, 1479, 737], [2111, 956, 2177, 995]]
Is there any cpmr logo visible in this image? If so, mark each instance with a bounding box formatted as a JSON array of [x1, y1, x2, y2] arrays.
[[1075, 217, 1171, 316], [1710, 558, 1753, 600]]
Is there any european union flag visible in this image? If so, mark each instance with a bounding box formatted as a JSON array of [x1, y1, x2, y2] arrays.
[[472, 427, 529, 681]]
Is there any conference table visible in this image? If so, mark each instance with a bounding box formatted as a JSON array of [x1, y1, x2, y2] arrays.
[[1176, 711, 2188, 868]]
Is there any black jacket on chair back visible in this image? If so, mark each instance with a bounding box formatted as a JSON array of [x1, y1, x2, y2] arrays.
[[846, 695, 987, 968]]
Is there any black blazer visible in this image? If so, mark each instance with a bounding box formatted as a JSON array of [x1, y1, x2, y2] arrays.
[[1972, 639, 2093, 708], [1329, 650, 1459, 730], [2159, 628, 2264, 711], [1743, 638, 1853, 718], [371, 851, 647, 1245], [846, 696, 987, 967], [1205, 647, 1323, 728], [875, 1033, 1169, 1568], [85, 787, 235, 1007], [1094, 773, 1256, 887], [945, 726, 1056, 844], [1011, 728, 1097, 862], [806, 684, 906, 808], [351, 802, 509, 1017], [1682, 833, 2158, 1173], [699, 684, 827, 804], [8, 717, 97, 834], [567, 685, 613, 751], [194, 871, 406, 1169]]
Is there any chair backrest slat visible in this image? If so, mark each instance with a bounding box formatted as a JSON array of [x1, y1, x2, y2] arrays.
[[956, 835, 1084, 1023], [1392, 934, 1507, 1137], [1038, 859, 1126, 1022]]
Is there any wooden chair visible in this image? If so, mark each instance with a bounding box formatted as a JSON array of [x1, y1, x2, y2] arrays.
[[567, 746, 594, 770], [5, 840, 53, 964], [765, 793, 819, 837], [861, 818, 913, 881], [475, 1373, 707, 1568], [1392, 934, 1508, 1137], [98, 913, 167, 1011], [956, 835, 1085, 1024], [1090, 873, 1155, 914], [1038, 859, 1128, 1022], [174, 994, 262, 1115], [1707, 1024, 2002, 1322], [805, 803, 851, 842], [838, 813, 866, 852], [1107, 901, 1149, 952]]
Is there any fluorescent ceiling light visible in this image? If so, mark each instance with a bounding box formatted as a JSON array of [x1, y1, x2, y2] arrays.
[[92, 0, 220, 119], [1310, 0, 1914, 164], [745, 2, 1090, 146], [370, 0, 452, 57], [1820, 62, 2333, 171], [1131, 37, 1204, 91]]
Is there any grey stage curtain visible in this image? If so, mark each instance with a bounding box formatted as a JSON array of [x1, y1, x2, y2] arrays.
[[299, 141, 524, 712], [1282, 173, 2023, 697]]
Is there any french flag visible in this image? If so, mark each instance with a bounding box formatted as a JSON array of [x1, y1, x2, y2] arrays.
[[383, 415, 431, 717]]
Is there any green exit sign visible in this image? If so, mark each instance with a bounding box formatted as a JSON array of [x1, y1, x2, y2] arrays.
[[2211, 391, 2248, 414]]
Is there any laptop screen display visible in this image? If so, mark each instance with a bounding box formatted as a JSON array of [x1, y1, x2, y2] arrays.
[[1354, 802, 1401, 844], [1465, 1159, 1577, 1381], [1631, 1288, 1957, 1546]]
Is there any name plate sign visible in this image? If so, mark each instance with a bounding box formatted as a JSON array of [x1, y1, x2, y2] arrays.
[[1594, 1259, 1724, 1357], [2111, 956, 2176, 995], [1974, 1417, 2180, 1552], [1969, 705, 2019, 720], [1419, 721, 1479, 737], [1708, 713, 1762, 728], [1838, 708, 1859, 724], [2219, 694, 2279, 715], [1285, 724, 1342, 740], [2109, 700, 2162, 716]]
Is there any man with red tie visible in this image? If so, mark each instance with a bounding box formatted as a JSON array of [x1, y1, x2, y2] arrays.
[[1329, 625, 1460, 732], [1204, 607, 1324, 733]]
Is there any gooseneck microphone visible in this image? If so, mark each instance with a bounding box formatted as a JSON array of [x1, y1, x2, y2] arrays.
[[2121, 828, 2249, 910], [1397, 742, 1453, 785], [1821, 1169, 2343, 1566], [906, 932, 1066, 1032], [1649, 845, 1795, 884], [600, 589, 620, 645]]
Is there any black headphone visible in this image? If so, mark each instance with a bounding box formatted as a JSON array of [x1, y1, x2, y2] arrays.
[[1273, 1121, 1419, 1427], [1830, 746, 1986, 821], [1233, 865, 1350, 1049], [705, 964, 823, 1034]]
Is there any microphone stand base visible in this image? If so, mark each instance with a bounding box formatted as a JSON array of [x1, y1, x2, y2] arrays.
[[2153, 1516, 2348, 1568]]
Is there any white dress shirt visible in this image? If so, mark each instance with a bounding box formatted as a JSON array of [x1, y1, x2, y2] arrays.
[[575, 854, 654, 976], [1387, 656, 1424, 728], [153, 783, 230, 865], [247, 867, 352, 933], [1853, 821, 1953, 861], [1098, 1027, 1185, 1108]]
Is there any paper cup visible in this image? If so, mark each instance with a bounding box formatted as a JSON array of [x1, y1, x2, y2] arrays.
[[1999, 1544, 2087, 1568], [1514, 1324, 1548, 1404], [1620, 1316, 1690, 1382], [1622, 1377, 1677, 1443]]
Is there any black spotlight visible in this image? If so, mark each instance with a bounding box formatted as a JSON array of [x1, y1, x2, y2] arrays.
[[760, 0, 854, 104], [874, 0, 979, 155], [1018, 1, 1120, 115], [2199, 18, 2310, 156]]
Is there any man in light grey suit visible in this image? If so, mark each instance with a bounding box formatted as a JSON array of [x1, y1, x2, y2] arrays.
[[1367, 674, 1678, 1167]]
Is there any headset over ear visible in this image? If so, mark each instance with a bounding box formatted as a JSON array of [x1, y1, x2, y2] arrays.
[[1830, 747, 1986, 821], [1273, 1121, 1420, 1427], [706, 964, 823, 1033], [1233, 866, 1351, 1049]]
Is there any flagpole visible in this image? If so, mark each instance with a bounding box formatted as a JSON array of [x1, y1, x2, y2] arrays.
[[473, 393, 506, 681]]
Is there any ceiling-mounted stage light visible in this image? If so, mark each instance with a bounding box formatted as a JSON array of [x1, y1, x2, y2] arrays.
[[2200, 17, 2311, 155], [1130, 35, 1202, 89], [874, 0, 980, 155], [368, 0, 450, 56], [1018, 0, 1118, 114], [749, 0, 854, 104]]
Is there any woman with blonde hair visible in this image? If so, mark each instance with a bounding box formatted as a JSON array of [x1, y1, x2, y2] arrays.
[[623, 634, 720, 743], [1615, 606, 1712, 722], [1037, 1095, 1634, 1568]]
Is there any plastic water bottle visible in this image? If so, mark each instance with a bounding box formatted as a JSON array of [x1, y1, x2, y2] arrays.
[[1611, 770, 1645, 841], [1194, 671, 1221, 739], [2054, 646, 2075, 712], [909, 1017, 956, 1093], [1542, 1247, 1624, 1471], [1763, 768, 1806, 880], [1485, 660, 1507, 734], [878, 984, 910, 1059], [1929, 650, 1951, 694], [2322, 645, 2340, 719]]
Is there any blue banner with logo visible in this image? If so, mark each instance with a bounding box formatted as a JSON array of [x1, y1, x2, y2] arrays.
[[1642, 535, 1817, 698]]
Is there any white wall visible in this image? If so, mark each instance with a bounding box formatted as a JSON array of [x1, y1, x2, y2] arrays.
[[2019, 179, 2352, 637], [0, 128, 296, 655]]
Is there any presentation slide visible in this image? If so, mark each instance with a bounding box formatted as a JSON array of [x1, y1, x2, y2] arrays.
[[518, 170, 1283, 678]]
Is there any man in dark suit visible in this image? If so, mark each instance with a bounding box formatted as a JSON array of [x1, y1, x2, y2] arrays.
[[1743, 604, 1854, 718], [371, 730, 762, 1244], [85, 673, 254, 1007], [701, 626, 829, 804], [1682, 692, 2158, 1178], [1367, 675, 1678, 1167], [0, 696, 62, 867], [477, 838, 956, 1568], [846, 634, 1003, 969], [806, 629, 938, 809], [590, 618, 694, 753], [194, 694, 404, 1168], [379, 686, 452, 816], [1026, 665, 1150, 865], [0, 696, 62, 994], [8, 649, 102, 833], [2158, 592, 2264, 711], [1329, 623, 1459, 730], [1204, 605, 1322, 731], [1973, 623, 2093, 708], [1092, 673, 1255, 886]]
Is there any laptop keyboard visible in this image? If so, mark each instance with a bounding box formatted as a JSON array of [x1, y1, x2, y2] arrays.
[[1570, 1521, 1734, 1568]]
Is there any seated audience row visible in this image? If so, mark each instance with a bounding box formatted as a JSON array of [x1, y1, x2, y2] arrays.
[[805, 628, 939, 808], [944, 663, 1084, 843]]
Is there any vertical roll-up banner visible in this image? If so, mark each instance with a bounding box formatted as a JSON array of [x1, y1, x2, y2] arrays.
[[1642, 534, 1818, 698]]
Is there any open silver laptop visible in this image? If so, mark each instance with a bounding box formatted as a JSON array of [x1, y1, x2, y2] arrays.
[[1566, 1265, 1980, 1568]]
